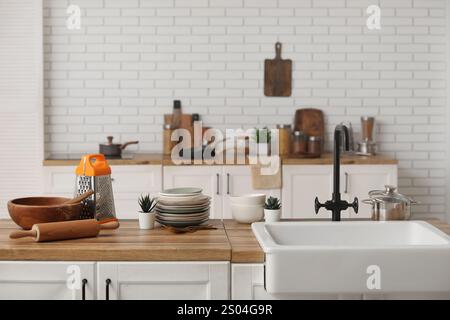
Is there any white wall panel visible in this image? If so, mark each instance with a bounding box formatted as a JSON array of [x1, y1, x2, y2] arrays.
[[0, 0, 43, 217]]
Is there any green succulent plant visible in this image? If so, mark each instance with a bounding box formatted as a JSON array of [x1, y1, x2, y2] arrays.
[[264, 196, 281, 210], [138, 194, 157, 213], [252, 127, 271, 144]]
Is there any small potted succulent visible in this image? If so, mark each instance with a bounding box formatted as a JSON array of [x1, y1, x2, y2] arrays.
[[251, 127, 271, 156], [138, 194, 157, 230], [264, 196, 281, 223]]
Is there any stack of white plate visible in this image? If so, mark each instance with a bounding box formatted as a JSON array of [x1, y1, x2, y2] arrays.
[[156, 187, 210, 227]]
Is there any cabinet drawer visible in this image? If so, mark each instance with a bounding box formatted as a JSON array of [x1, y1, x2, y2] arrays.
[[97, 262, 229, 300], [0, 261, 95, 300], [111, 165, 162, 193], [43, 167, 75, 195]]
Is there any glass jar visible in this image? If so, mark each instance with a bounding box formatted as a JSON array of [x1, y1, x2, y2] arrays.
[[292, 131, 307, 155], [276, 124, 292, 156], [308, 136, 322, 155]]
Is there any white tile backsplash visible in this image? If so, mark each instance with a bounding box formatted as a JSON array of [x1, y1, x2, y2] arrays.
[[43, 0, 447, 218]]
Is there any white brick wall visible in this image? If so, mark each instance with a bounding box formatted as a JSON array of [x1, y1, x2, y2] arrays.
[[43, 0, 447, 219]]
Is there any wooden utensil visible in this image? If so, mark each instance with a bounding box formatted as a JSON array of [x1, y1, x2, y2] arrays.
[[64, 190, 94, 205], [294, 108, 325, 139], [264, 42, 292, 97], [9, 219, 120, 242], [163, 224, 217, 234]]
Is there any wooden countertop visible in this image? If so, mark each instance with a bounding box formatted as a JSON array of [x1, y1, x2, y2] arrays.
[[223, 220, 265, 263], [43, 153, 164, 166], [2, 219, 446, 263], [282, 153, 398, 165], [0, 219, 232, 262], [43, 153, 398, 166]]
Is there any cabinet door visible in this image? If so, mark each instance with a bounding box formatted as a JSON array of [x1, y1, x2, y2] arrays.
[[43, 166, 74, 197], [44, 165, 163, 220], [110, 165, 162, 219], [231, 264, 338, 300], [163, 166, 223, 219], [222, 166, 281, 219], [341, 165, 398, 219], [282, 165, 341, 219], [0, 261, 95, 300], [97, 262, 229, 300]]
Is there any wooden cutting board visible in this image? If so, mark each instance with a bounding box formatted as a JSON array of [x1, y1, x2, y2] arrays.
[[264, 42, 292, 97], [294, 108, 325, 139], [164, 114, 193, 130]]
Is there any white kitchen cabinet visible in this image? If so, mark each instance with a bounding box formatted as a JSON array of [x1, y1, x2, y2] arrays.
[[232, 264, 448, 300], [231, 264, 338, 300], [43, 165, 162, 219], [282, 165, 336, 219], [97, 262, 229, 300], [163, 166, 222, 219], [282, 165, 397, 220], [222, 166, 281, 219], [109, 165, 162, 219], [0, 261, 95, 300], [341, 165, 397, 219], [163, 166, 281, 219]]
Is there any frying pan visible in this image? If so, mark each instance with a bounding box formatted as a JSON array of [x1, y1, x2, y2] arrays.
[[99, 136, 139, 157]]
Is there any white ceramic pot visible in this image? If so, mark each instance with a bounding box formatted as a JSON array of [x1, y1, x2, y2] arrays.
[[258, 143, 269, 156], [264, 209, 281, 223], [138, 211, 156, 230]]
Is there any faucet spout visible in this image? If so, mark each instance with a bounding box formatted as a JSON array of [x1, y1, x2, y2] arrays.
[[315, 124, 358, 221], [333, 125, 349, 200]]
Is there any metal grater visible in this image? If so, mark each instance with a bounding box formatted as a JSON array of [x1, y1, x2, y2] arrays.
[[75, 154, 116, 221]]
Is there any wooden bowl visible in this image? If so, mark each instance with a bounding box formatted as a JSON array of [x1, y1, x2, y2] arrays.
[[7, 197, 82, 230]]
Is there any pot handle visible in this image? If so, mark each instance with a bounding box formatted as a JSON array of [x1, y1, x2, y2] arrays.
[[368, 185, 396, 196], [362, 199, 376, 205], [120, 141, 139, 150]]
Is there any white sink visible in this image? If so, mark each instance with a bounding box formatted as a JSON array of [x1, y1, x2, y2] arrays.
[[252, 221, 450, 294]]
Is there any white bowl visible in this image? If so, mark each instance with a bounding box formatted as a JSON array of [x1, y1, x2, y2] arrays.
[[229, 194, 266, 206], [231, 203, 264, 224]]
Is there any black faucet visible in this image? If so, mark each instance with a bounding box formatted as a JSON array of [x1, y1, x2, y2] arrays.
[[315, 124, 358, 221]]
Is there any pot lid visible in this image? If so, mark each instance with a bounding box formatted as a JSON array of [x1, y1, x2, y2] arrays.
[[369, 185, 416, 204]]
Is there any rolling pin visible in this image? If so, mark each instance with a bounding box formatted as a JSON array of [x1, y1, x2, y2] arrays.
[[9, 219, 119, 242]]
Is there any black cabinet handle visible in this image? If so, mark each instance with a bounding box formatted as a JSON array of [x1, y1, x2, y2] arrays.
[[105, 278, 111, 300], [226, 173, 230, 195], [82, 279, 87, 300], [346, 172, 349, 193], [216, 173, 220, 195]]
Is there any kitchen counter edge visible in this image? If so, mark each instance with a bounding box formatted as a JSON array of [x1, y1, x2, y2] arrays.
[[43, 153, 398, 166], [0, 219, 448, 263]]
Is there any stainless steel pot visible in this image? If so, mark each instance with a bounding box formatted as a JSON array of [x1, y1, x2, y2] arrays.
[[362, 185, 418, 221]]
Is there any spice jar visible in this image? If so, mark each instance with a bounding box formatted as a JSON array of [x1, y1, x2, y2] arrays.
[[308, 136, 322, 155], [163, 124, 173, 155], [276, 124, 292, 156], [292, 131, 307, 155]]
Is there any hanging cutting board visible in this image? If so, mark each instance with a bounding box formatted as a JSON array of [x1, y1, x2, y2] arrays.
[[264, 42, 292, 97]]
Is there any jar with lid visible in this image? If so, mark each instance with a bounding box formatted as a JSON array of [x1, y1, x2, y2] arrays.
[[292, 131, 307, 155], [308, 136, 322, 155], [276, 124, 292, 156]]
